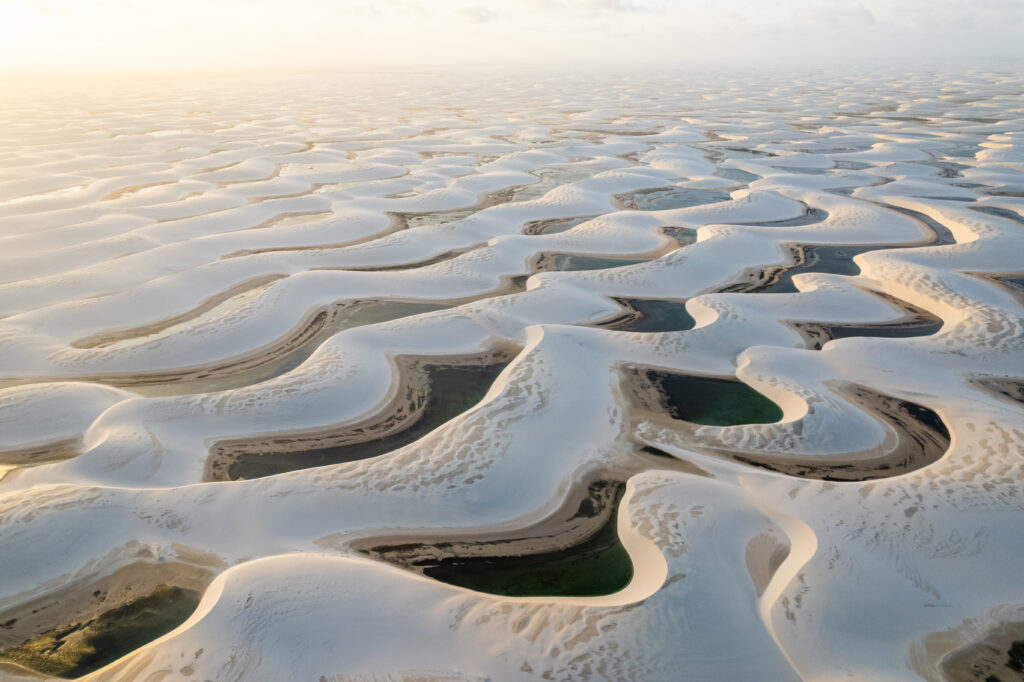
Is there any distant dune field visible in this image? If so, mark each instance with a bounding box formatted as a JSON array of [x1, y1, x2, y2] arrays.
[[0, 69, 1022, 681]]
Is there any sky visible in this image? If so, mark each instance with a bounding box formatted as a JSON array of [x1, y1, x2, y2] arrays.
[[2, 0, 1023, 77]]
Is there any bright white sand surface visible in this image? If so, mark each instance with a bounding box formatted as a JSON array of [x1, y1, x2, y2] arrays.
[[0, 69, 1022, 681]]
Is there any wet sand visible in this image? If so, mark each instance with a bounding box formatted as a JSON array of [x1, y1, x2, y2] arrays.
[[210, 355, 511, 481], [359, 481, 633, 598], [0, 69, 1021, 681]]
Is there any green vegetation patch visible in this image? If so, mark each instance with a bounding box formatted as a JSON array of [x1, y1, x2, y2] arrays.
[[0, 584, 200, 678], [422, 484, 633, 598]]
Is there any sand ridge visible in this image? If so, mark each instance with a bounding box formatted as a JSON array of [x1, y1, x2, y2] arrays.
[[0, 69, 1021, 680]]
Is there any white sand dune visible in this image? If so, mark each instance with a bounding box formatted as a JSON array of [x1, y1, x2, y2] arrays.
[[0, 69, 1022, 681]]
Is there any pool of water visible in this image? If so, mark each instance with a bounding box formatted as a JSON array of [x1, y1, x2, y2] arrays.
[[521, 215, 597, 235], [625, 187, 731, 211], [798, 316, 942, 350], [717, 167, 761, 184], [224, 360, 509, 480], [972, 206, 1024, 225], [610, 298, 696, 333], [753, 244, 871, 294], [734, 207, 829, 228], [372, 481, 633, 598], [533, 253, 647, 272], [644, 371, 783, 426]]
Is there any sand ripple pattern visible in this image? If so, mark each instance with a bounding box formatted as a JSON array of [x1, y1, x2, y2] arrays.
[[0, 70, 1022, 681]]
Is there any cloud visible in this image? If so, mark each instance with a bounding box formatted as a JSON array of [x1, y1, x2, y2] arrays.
[[882, 0, 1022, 30], [351, 4, 383, 17], [14, 0, 71, 16], [385, 0, 428, 19], [459, 6, 498, 23], [580, 0, 644, 11], [803, 0, 876, 27]]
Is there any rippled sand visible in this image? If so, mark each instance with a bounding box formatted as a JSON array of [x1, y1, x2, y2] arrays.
[[0, 70, 1022, 681]]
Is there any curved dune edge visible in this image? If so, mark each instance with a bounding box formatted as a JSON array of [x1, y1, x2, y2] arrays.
[[204, 347, 517, 481], [0, 70, 1022, 680], [79, 471, 784, 681], [347, 472, 671, 608], [754, 507, 819, 678]]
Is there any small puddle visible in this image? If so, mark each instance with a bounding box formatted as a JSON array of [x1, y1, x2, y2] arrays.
[[640, 370, 783, 426], [216, 359, 509, 480], [93, 299, 452, 397], [795, 315, 942, 350], [945, 143, 984, 158], [620, 187, 731, 211], [718, 147, 777, 159], [750, 244, 873, 294], [661, 225, 697, 247], [734, 386, 950, 481], [727, 205, 955, 295], [717, 167, 761, 184], [522, 215, 597, 236], [401, 208, 476, 229], [972, 206, 1024, 226], [361, 481, 633, 598], [771, 166, 832, 175], [828, 186, 859, 196], [731, 207, 829, 228], [507, 166, 598, 203], [532, 253, 647, 273], [606, 298, 696, 333], [918, 161, 969, 178], [915, 196, 976, 202], [834, 160, 873, 171], [334, 248, 474, 272]]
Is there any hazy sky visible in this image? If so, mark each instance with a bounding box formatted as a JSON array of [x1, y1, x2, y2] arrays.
[[3, 0, 1023, 76]]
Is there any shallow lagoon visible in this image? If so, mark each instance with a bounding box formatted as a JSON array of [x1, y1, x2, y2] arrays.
[[225, 360, 508, 480]]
